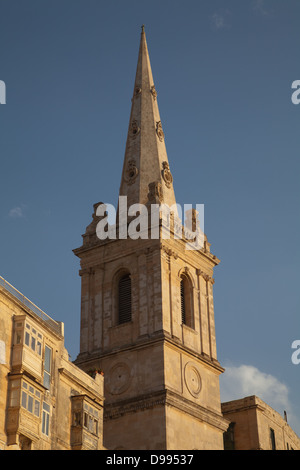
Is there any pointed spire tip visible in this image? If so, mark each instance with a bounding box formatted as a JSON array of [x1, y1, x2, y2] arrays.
[[141, 24, 145, 33]]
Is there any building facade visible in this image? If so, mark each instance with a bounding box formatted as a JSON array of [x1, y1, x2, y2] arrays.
[[222, 396, 300, 450], [0, 276, 104, 450]]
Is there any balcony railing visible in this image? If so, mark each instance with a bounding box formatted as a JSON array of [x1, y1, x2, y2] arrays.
[[0, 276, 63, 336]]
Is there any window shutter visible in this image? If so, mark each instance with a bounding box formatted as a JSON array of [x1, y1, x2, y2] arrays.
[[180, 279, 186, 325], [118, 274, 132, 324]]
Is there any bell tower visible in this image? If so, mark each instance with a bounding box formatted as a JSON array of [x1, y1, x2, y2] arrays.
[[74, 27, 229, 450]]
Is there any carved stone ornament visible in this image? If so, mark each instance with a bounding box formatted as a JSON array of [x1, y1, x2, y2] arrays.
[[160, 244, 178, 260], [134, 86, 142, 97], [124, 159, 138, 185], [148, 181, 163, 204], [162, 161, 173, 188], [156, 121, 164, 142], [197, 269, 214, 284], [131, 119, 140, 139], [150, 85, 157, 101]]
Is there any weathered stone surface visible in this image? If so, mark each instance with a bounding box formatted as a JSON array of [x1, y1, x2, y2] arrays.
[[222, 396, 300, 450], [73, 27, 228, 450], [0, 279, 104, 450]]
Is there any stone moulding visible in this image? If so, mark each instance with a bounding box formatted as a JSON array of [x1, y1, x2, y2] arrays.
[[104, 389, 229, 432], [58, 367, 103, 404]]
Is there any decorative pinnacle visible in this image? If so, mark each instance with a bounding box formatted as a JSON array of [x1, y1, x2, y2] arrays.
[[141, 24, 145, 33]]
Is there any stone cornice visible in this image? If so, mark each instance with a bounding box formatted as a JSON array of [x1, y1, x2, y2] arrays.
[[104, 389, 229, 432], [75, 332, 224, 375], [58, 366, 104, 405]]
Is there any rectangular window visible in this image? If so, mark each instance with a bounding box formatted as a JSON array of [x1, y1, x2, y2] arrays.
[[15, 331, 22, 344], [84, 412, 88, 428], [20, 380, 40, 417], [88, 415, 94, 432], [82, 404, 99, 436], [20, 322, 43, 356], [270, 428, 276, 450], [27, 395, 33, 413], [42, 402, 50, 436], [31, 336, 36, 351], [73, 411, 81, 426], [93, 419, 98, 435], [43, 346, 52, 389], [10, 389, 20, 407], [34, 400, 40, 417], [13, 321, 24, 346], [21, 390, 27, 409], [37, 340, 42, 355]]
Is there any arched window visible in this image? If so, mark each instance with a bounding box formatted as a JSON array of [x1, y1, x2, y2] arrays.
[[180, 279, 186, 325], [180, 275, 194, 328], [118, 273, 132, 324]]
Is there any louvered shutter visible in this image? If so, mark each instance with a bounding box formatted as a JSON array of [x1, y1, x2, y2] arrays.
[[118, 274, 132, 324], [180, 279, 186, 325]]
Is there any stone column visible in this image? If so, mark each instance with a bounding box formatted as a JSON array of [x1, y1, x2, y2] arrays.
[[197, 270, 210, 357], [207, 277, 217, 361], [93, 265, 104, 352], [79, 268, 92, 355], [137, 252, 148, 337]]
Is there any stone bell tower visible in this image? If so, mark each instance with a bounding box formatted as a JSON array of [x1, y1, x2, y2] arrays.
[[74, 27, 229, 450]]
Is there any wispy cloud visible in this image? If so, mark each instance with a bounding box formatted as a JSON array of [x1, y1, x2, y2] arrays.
[[211, 10, 231, 31], [253, 0, 269, 16], [220, 363, 300, 434], [9, 205, 25, 219], [220, 364, 289, 410]]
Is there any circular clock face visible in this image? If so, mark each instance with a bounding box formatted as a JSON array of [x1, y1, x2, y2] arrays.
[[106, 362, 132, 395], [184, 362, 202, 398]]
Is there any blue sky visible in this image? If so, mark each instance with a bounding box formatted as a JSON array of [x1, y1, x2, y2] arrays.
[[1, 1, 299, 436]]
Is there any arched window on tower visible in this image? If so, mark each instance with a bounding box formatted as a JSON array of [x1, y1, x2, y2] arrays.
[[180, 274, 194, 329], [118, 273, 132, 324]]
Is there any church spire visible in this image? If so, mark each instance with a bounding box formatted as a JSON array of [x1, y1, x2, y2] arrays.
[[118, 26, 177, 211]]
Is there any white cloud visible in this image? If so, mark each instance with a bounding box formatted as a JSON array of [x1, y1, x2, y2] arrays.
[[220, 363, 300, 435], [220, 364, 290, 414], [253, 0, 269, 16], [211, 11, 231, 31], [9, 206, 25, 218], [212, 14, 226, 30]]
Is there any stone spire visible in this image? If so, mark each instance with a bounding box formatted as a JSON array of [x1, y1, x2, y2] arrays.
[[118, 26, 177, 211]]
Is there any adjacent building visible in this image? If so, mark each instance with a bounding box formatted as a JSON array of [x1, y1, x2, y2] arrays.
[[222, 396, 300, 450], [0, 276, 104, 450]]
